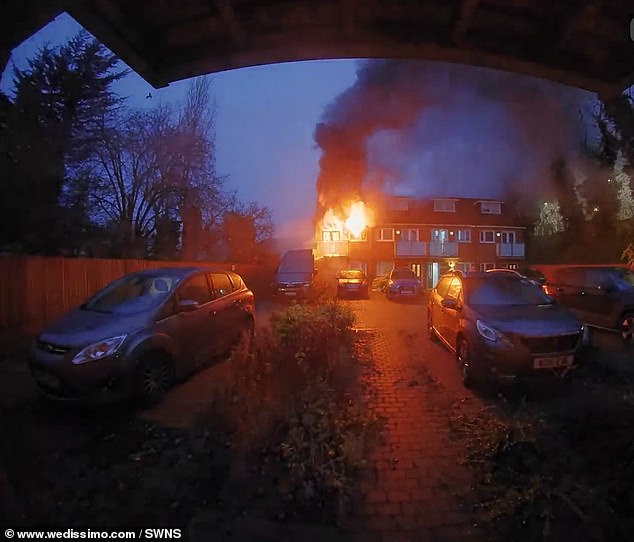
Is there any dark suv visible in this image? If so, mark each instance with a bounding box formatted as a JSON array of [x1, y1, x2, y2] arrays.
[[29, 267, 255, 403], [428, 270, 583, 389], [544, 266, 634, 344]]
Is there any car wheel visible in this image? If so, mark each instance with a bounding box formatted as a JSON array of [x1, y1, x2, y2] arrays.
[[457, 336, 482, 389], [136, 352, 174, 404], [427, 310, 438, 342], [621, 313, 634, 345]]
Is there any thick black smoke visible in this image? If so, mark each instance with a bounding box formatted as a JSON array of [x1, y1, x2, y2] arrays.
[[315, 59, 591, 218]]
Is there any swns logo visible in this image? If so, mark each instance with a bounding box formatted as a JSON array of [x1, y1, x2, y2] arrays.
[[143, 529, 182, 539]]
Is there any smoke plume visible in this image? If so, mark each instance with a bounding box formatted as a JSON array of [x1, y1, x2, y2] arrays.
[[314, 59, 592, 219]]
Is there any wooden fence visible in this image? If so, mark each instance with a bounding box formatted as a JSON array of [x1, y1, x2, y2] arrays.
[[0, 255, 272, 352]]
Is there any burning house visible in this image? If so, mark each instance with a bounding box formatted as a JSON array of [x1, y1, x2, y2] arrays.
[[314, 195, 526, 289], [311, 60, 587, 286]]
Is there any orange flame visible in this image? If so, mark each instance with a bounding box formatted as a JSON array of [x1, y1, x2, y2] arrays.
[[321, 200, 373, 239]]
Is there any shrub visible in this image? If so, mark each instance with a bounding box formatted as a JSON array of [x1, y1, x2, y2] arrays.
[[217, 301, 377, 523]]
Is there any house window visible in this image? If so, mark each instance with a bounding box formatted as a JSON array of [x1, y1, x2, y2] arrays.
[[480, 201, 502, 214], [479, 230, 495, 243], [499, 231, 515, 244], [455, 262, 474, 273], [399, 228, 419, 241], [377, 228, 394, 241], [433, 199, 456, 212], [480, 263, 495, 271], [350, 229, 368, 241], [322, 230, 340, 241], [431, 229, 448, 243], [456, 229, 471, 243]]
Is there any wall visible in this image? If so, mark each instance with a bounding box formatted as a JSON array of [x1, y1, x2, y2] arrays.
[[0, 255, 272, 352]]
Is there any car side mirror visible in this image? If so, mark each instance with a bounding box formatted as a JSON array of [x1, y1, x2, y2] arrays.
[[441, 298, 458, 310], [177, 299, 199, 312]]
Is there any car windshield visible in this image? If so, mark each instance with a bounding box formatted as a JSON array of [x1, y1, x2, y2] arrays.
[[392, 269, 417, 280], [466, 276, 551, 306], [339, 270, 364, 279], [85, 274, 179, 315]]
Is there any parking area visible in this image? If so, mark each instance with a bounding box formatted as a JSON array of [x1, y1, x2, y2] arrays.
[[1, 291, 633, 537]]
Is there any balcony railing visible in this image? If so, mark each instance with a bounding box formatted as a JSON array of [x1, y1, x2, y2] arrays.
[[395, 240, 426, 257], [317, 240, 349, 257], [496, 243, 525, 257], [428, 241, 458, 257]]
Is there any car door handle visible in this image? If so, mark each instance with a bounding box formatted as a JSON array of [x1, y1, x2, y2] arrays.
[[209, 310, 217, 317], [233, 299, 241, 305], [580, 291, 586, 295]]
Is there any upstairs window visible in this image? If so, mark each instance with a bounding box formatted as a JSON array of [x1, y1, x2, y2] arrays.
[[322, 230, 340, 241], [480, 201, 502, 214], [433, 199, 456, 212], [479, 230, 495, 243], [456, 229, 471, 242], [377, 228, 394, 241]]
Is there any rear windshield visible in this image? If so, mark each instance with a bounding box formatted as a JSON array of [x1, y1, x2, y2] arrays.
[[339, 270, 364, 279], [466, 276, 551, 306], [392, 269, 417, 280]]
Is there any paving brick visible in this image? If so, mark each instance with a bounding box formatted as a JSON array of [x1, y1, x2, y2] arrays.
[[349, 304, 483, 541]]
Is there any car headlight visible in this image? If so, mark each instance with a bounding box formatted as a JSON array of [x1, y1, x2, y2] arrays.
[[72, 335, 127, 365], [476, 320, 513, 348]]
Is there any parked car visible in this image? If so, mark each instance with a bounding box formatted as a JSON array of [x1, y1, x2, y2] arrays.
[[544, 266, 634, 344], [273, 249, 317, 302], [428, 270, 583, 389], [29, 267, 255, 403], [336, 269, 369, 299], [385, 267, 422, 301]]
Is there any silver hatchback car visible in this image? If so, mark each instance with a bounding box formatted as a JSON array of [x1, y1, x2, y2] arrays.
[[29, 267, 255, 403]]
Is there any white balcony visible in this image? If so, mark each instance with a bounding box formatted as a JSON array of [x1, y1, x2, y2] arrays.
[[496, 243, 525, 257], [317, 240, 349, 257], [428, 241, 458, 257], [395, 240, 426, 257]]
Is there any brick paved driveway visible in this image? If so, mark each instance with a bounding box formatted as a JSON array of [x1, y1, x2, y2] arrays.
[[346, 292, 485, 542]]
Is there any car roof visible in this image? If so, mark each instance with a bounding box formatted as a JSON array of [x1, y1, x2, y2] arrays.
[[128, 266, 232, 279]]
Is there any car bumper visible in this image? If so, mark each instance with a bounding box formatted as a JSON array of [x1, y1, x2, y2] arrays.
[[473, 338, 580, 382], [29, 345, 130, 400]]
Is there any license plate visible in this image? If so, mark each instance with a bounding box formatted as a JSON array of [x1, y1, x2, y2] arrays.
[[346, 284, 359, 289], [401, 288, 414, 294], [533, 355, 574, 369], [284, 292, 296, 297], [33, 369, 61, 389]]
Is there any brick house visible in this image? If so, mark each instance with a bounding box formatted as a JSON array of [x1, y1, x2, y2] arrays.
[[316, 196, 527, 288]]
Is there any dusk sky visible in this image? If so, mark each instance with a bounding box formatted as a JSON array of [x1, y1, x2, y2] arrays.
[[0, 12, 358, 245]]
